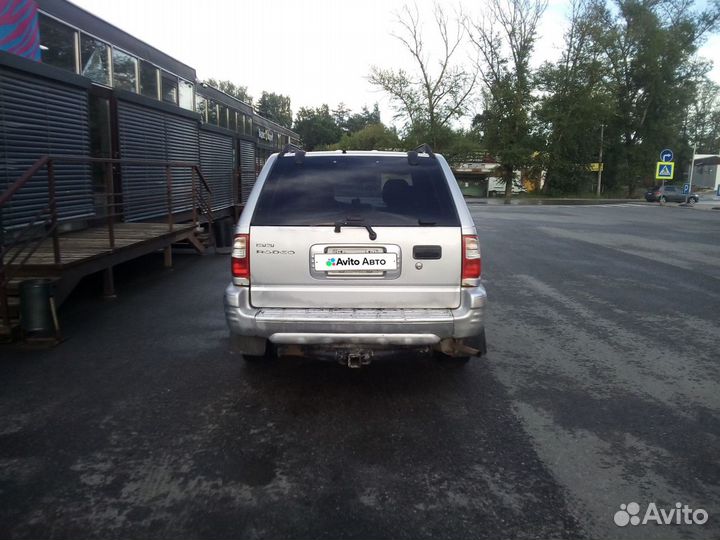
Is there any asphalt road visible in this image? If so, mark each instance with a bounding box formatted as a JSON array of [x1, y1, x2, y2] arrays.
[[0, 204, 718, 539]]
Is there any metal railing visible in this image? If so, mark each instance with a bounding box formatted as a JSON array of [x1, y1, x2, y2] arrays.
[[0, 155, 214, 328]]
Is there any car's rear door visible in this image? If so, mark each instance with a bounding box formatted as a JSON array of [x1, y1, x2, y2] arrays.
[[248, 153, 462, 309]]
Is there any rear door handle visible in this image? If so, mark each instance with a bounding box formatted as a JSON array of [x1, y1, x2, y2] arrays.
[[413, 245, 442, 260]]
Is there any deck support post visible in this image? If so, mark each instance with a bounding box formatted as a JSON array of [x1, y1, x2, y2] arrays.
[[164, 246, 173, 268], [103, 266, 116, 299]]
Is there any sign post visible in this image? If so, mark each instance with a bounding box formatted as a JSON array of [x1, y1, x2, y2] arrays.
[[686, 143, 696, 204], [657, 149, 674, 190], [596, 123, 604, 196]]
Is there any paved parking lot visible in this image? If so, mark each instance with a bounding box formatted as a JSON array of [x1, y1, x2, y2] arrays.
[[1, 205, 718, 539]]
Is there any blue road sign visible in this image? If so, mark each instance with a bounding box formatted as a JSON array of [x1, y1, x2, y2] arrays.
[[683, 184, 690, 194], [660, 148, 674, 162]]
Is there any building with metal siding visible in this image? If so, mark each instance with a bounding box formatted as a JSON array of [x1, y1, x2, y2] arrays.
[[0, 0, 298, 231], [0, 52, 93, 229], [692, 155, 720, 192], [254, 115, 295, 172]]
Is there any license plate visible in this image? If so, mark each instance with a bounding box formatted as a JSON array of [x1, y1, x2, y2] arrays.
[[314, 253, 397, 271]]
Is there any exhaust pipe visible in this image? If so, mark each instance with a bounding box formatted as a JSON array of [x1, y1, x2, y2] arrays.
[[436, 338, 479, 357]]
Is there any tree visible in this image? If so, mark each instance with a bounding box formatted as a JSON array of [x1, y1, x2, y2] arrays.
[[293, 105, 343, 150], [685, 78, 720, 155], [466, 0, 548, 201], [203, 78, 253, 105], [588, 0, 720, 194], [331, 103, 352, 130], [533, 0, 720, 195], [345, 104, 382, 134], [331, 103, 382, 134], [257, 91, 293, 129], [536, 0, 614, 194], [332, 123, 400, 151], [369, 3, 477, 149]]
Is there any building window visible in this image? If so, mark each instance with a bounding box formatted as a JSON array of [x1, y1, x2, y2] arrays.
[[139, 60, 158, 99], [38, 14, 77, 73], [238, 113, 245, 134], [161, 72, 178, 104], [219, 104, 229, 129], [112, 48, 137, 92], [245, 115, 253, 136], [196, 95, 207, 122], [179, 79, 194, 110], [207, 100, 218, 125], [80, 34, 110, 85], [229, 110, 237, 132]]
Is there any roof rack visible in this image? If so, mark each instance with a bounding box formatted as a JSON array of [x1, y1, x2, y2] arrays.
[[279, 143, 306, 164], [407, 143, 435, 165], [414, 144, 435, 157]]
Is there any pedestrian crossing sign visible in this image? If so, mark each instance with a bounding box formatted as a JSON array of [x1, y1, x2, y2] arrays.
[[655, 161, 674, 180]]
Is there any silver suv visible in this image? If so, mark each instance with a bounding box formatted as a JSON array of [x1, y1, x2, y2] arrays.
[[224, 145, 487, 367]]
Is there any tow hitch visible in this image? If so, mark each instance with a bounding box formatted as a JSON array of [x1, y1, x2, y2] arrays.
[[337, 350, 373, 368]]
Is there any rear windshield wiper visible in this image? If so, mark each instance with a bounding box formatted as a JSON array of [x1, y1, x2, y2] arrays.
[[418, 218, 436, 226], [334, 216, 377, 240]]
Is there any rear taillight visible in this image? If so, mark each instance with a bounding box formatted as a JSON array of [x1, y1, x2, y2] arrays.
[[462, 235, 481, 284], [231, 234, 250, 285]]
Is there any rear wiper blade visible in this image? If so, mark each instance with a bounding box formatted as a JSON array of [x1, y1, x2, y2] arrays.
[[418, 218, 437, 226], [334, 216, 377, 240]]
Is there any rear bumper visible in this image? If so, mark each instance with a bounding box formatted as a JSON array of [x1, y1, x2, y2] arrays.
[[224, 284, 487, 349]]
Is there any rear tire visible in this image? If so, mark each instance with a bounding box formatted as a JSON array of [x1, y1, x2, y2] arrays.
[[688, 197, 697, 206]]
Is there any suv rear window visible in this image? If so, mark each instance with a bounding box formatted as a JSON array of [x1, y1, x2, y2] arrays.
[[251, 155, 460, 227]]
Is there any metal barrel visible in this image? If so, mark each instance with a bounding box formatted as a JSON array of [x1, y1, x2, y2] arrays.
[[19, 279, 55, 335]]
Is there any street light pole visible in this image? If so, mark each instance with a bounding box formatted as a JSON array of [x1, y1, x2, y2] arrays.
[[596, 123, 604, 196]]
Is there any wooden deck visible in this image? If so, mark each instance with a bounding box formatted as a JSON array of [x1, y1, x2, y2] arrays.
[[1, 222, 204, 339], [5, 222, 197, 269]]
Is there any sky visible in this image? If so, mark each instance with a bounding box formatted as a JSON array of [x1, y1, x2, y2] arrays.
[[70, 0, 719, 129]]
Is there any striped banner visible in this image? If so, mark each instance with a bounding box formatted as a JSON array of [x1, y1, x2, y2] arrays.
[[0, 0, 40, 61]]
